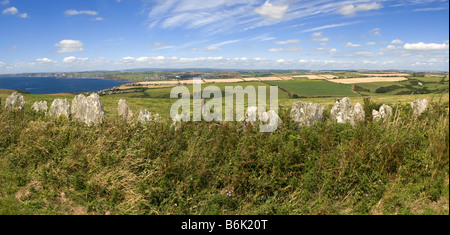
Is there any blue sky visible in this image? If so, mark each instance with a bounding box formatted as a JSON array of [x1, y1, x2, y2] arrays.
[[0, 0, 448, 73]]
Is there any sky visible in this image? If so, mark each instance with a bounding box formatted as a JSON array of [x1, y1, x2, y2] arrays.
[[0, 0, 449, 74]]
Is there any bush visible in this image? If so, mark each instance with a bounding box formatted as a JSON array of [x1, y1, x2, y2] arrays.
[[0, 101, 448, 215]]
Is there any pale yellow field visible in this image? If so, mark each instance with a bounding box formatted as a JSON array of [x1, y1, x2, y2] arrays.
[[179, 80, 205, 85], [203, 78, 245, 83], [279, 76, 294, 80], [292, 75, 337, 80], [361, 73, 410, 77], [241, 77, 261, 81], [137, 80, 180, 86], [258, 76, 284, 81], [330, 77, 409, 84], [293, 75, 324, 79]]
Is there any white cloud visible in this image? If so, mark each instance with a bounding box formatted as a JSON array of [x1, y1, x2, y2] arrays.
[[62, 56, 88, 63], [18, 13, 29, 18], [206, 45, 221, 51], [366, 42, 376, 45], [1, 0, 10, 5], [329, 48, 337, 54], [301, 21, 360, 33], [403, 42, 449, 51], [391, 39, 404, 45], [152, 42, 174, 50], [312, 37, 329, 42], [370, 28, 381, 37], [384, 45, 397, 50], [93, 17, 104, 21], [205, 40, 240, 51], [2, 6, 18, 15], [65, 10, 98, 16], [312, 32, 322, 37], [35, 58, 56, 64], [254, 0, 289, 20], [55, 40, 84, 53], [345, 42, 361, 47], [268, 47, 302, 52], [338, 2, 382, 16], [275, 39, 300, 45]]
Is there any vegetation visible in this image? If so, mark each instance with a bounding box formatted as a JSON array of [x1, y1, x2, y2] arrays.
[[266, 80, 356, 98], [0, 96, 448, 215]]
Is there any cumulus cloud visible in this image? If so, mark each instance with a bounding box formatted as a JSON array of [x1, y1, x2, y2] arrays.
[[35, 58, 56, 64], [345, 42, 360, 47], [391, 39, 404, 45], [2, 6, 29, 18], [62, 56, 88, 63], [338, 2, 382, 16], [403, 42, 449, 51], [2, 6, 17, 15], [254, 0, 289, 20], [366, 42, 376, 45], [329, 48, 337, 54], [18, 13, 29, 18], [65, 9, 98, 16], [55, 40, 84, 53]]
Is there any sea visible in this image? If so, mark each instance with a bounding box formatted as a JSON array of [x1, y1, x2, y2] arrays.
[[0, 77, 128, 94]]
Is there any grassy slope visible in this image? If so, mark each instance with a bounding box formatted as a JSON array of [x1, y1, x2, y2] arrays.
[[0, 99, 448, 215]]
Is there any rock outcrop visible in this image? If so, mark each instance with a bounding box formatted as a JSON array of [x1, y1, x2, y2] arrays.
[[71, 93, 105, 126], [31, 101, 48, 113], [260, 109, 283, 132], [330, 97, 365, 126], [290, 101, 325, 127], [137, 109, 160, 124], [372, 104, 393, 122], [5, 92, 25, 111], [240, 106, 282, 132], [411, 99, 428, 116], [48, 99, 70, 118], [117, 99, 134, 122]]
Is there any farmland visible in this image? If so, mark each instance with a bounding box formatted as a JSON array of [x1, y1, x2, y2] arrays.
[[0, 70, 448, 215]]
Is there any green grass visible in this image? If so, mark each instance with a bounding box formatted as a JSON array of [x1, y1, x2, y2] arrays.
[[354, 79, 449, 96], [266, 80, 356, 97], [0, 98, 448, 215]]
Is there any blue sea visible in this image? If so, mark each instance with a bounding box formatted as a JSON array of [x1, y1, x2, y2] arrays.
[[0, 77, 127, 94]]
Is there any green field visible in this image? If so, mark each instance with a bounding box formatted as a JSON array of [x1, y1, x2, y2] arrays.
[[354, 77, 449, 96], [266, 80, 356, 97]]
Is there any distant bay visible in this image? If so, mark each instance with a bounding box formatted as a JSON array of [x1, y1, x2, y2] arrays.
[[0, 77, 127, 94]]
